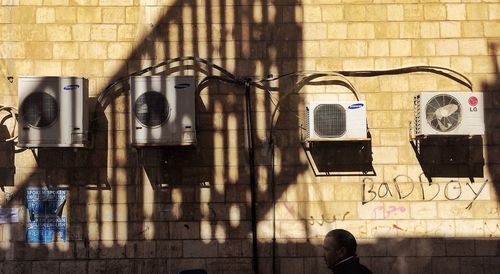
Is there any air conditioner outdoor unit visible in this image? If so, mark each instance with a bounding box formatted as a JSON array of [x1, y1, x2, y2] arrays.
[[17, 76, 89, 148], [130, 76, 196, 146], [414, 92, 484, 136], [306, 101, 367, 141]]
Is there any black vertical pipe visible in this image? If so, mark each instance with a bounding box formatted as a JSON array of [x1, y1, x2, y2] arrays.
[[245, 79, 259, 274]]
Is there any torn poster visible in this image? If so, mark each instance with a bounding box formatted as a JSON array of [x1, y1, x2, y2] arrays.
[[26, 187, 67, 244]]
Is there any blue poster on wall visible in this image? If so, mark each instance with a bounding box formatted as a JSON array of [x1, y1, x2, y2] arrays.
[[26, 187, 67, 244]]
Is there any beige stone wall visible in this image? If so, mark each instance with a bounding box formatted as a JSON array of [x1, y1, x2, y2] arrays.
[[0, 1, 499, 273]]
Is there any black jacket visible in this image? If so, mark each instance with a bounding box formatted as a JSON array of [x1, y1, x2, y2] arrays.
[[330, 256, 372, 274]]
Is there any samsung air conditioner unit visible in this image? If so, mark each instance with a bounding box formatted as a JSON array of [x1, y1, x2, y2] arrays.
[[130, 76, 196, 146], [414, 92, 484, 136], [17, 76, 89, 148], [306, 101, 367, 141]]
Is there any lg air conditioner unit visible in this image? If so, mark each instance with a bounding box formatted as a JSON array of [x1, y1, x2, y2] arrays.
[[414, 92, 484, 136], [306, 101, 367, 141], [17, 76, 89, 148], [130, 76, 196, 146]]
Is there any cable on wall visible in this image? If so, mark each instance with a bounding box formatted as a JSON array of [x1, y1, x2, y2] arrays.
[[91, 56, 241, 133], [335, 65, 473, 91]]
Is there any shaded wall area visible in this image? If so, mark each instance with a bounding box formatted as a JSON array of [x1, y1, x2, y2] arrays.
[[0, 1, 499, 274]]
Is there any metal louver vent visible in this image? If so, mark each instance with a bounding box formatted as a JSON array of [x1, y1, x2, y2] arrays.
[[426, 94, 461, 132], [135, 91, 169, 127], [21, 92, 58, 128], [314, 104, 346, 137]]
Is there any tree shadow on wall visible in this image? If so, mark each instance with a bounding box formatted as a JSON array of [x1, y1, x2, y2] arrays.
[[483, 42, 500, 200], [4, 1, 306, 274]]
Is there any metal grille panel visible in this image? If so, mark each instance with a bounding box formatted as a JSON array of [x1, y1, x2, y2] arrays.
[[135, 91, 169, 127], [314, 104, 346, 137], [21, 92, 58, 128]]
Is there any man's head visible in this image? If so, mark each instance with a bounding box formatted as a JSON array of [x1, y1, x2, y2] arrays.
[[323, 229, 357, 268]]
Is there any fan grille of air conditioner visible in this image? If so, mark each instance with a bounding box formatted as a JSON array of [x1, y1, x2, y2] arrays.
[[425, 94, 462, 132], [134, 91, 170, 127], [314, 104, 346, 137], [21, 92, 58, 128]]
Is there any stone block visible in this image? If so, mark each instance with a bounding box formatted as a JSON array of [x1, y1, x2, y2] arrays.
[[72, 24, 91, 41], [183, 240, 217, 258], [342, 58, 374, 70], [384, 4, 402, 21], [446, 4, 466, 20], [321, 5, 343, 22], [77, 7, 102, 23], [107, 42, 132, 59], [432, 257, 460, 273], [34, 60, 61, 75], [404, 4, 423, 20], [435, 39, 459, 56], [156, 240, 183, 258], [53, 42, 79, 59], [475, 239, 499, 256], [459, 39, 488, 55], [389, 40, 411, 56], [400, 22, 420, 39], [424, 4, 446, 20], [347, 23, 375, 39], [126, 241, 156, 258], [339, 40, 367, 57], [12, 7, 36, 23], [440, 22, 461, 38], [99, 0, 132, 5], [461, 21, 484, 38], [303, 6, 322, 23], [334, 183, 362, 201], [303, 23, 328, 40], [420, 22, 440, 38], [375, 22, 399, 39], [446, 239, 475, 256], [466, 4, 489, 20], [60, 261, 87, 274], [24, 42, 51, 59], [88, 260, 106, 274], [170, 222, 200, 239], [31, 261, 59, 274], [36, 7, 55, 23], [279, 258, 304, 274], [117, 24, 136, 41], [105, 259, 133, 274], [102, 7, 125, 24], [46, 25, 72, 41], [484, 21, 500, 37], [460, 257, 486, 274], [55, 7, 76, 23], [344, 5, 366, 21], [91, 24, 117, 41], [44, 0, 69, 4], [327, 23, 347, 39]]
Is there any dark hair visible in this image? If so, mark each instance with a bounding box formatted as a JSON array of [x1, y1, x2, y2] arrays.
[[326, 229, 357, 256]]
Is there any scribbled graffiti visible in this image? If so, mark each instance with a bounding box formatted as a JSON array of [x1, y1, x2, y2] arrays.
[[308, 212, 350, 226], [362, 177, 488, 209], [372, 205, 406, 219]]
